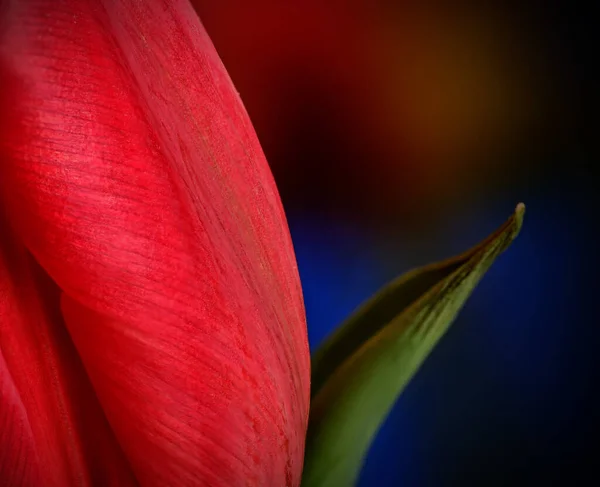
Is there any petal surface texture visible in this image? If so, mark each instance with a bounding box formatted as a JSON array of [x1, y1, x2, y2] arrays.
[[0, 1, 310, 486]]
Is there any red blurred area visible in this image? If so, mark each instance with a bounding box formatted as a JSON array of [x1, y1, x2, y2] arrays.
[[193, 1, 380, 217]]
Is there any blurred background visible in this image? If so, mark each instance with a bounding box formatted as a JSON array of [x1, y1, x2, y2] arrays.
[[194, 2, 595, 485]]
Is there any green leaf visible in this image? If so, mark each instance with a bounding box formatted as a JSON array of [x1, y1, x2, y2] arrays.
[[302, 204, 525, 487]]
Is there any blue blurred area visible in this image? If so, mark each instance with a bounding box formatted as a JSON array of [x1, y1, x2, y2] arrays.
[[289, 215, 384, 350]]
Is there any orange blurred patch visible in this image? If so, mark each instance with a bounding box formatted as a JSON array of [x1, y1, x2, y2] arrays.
[[370, 5, 543, 204]]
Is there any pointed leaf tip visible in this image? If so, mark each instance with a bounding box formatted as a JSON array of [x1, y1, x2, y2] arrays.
[[514, 202, 526, 232], [302, 205, 525, 487]]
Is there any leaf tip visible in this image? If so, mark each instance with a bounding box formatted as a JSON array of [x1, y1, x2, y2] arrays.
[[511, 202, 526, 240]]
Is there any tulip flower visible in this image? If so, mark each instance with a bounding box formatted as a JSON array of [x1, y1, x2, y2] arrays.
[[0, 0, 310, 486], [0, 1, 527, 486]]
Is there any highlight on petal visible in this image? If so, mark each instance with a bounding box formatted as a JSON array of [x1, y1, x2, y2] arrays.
[[0, 0, 310, 486]]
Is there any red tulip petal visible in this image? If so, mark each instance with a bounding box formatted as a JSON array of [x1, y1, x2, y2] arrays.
[[0, 214, 137, 486], [0, 0, 310, 486]]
